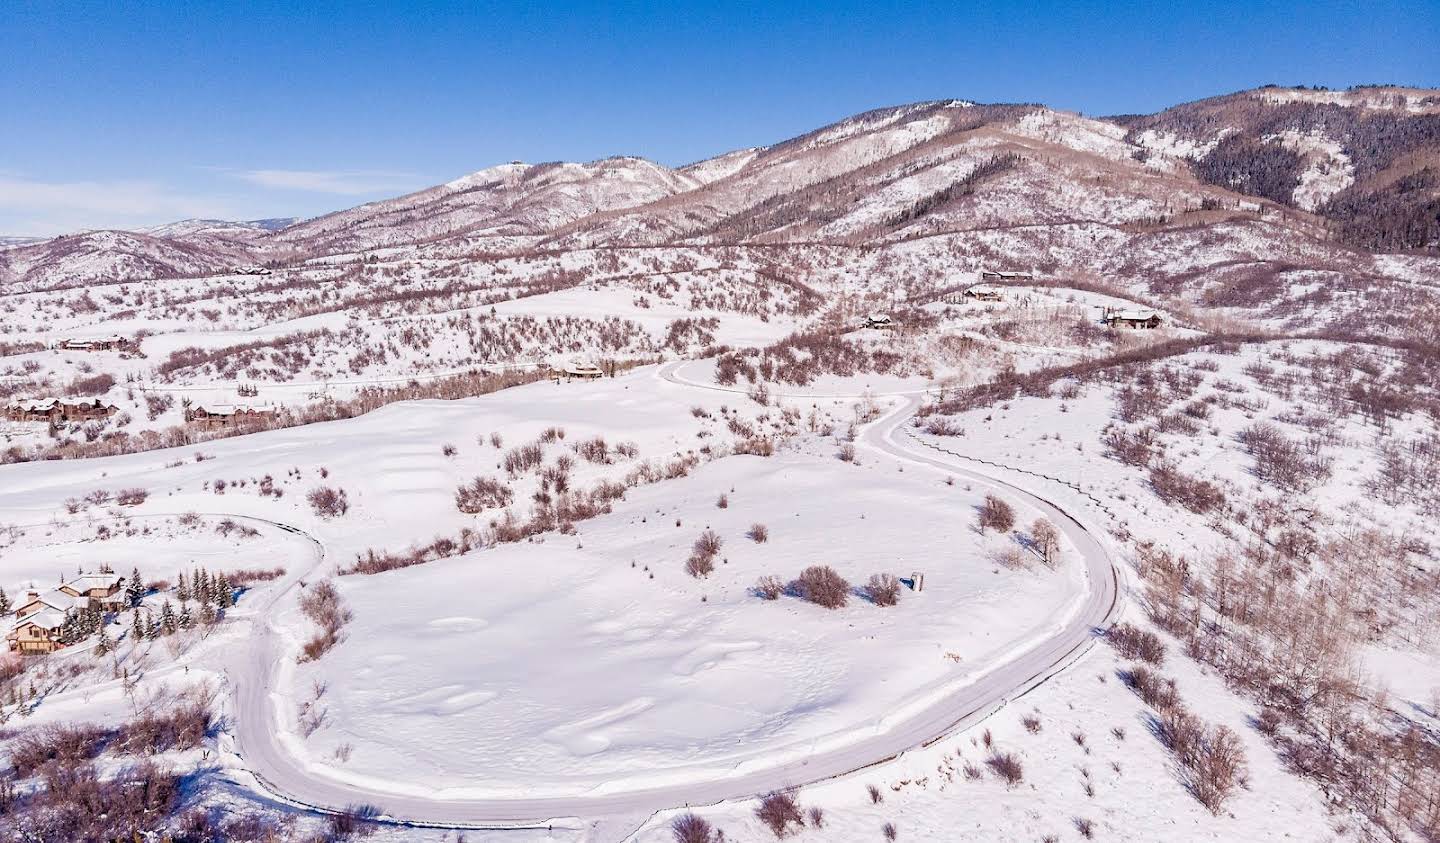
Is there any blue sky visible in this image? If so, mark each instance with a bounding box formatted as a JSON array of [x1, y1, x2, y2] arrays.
[[2, 0, 1436, 235]]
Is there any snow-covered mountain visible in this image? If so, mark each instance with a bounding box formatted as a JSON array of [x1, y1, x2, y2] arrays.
[[3, 85, 1436, 295]]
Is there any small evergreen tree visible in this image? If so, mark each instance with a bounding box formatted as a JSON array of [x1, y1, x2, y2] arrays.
[[125, 567, 145, 605], [176, 571, 191, 603], [131, 610, 145, 642], [159, 600, 177, 635], [200, 602, 217, 625], [179, 603, 194, 629], [195, 568, 211, 605], [0, 587, 9, 615], [94, 626, 113, 656], [216, 576, 234, 609]]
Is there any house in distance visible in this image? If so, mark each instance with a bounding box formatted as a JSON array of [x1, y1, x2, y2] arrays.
[[1101, 307, 1163, 329]]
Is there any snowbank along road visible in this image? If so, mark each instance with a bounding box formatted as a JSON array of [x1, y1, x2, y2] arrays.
[[223, 363, 1123, 829]]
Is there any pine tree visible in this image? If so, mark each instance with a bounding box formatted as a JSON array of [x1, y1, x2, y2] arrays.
[[195, 569, 211, 605], [131, 610, 145, 642], [126, 567, 145, 606], [0, 587, 9, 615], [216, 576, 234, 610], [200, 602, 217, 625], [95, 626, 112, 656], [176, 571, 190, 603], [179, 603, 193, 629], [159, 600, 177, 635]]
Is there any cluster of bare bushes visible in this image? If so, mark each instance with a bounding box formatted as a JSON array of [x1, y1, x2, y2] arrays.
[[715, 330, 906, 387], [455, 476, 513, 513], [1116, 661, 1249, 813], [307, 486, 350, 518], [1, 368, 547, 465], [298, 580, 352, 662], [345, 452, 703, 575], [1236, 422, 1333, 491], [2, 688, 214, 840], [1136, 533, 1440, 835]]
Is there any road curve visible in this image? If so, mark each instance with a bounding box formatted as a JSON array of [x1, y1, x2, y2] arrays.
[[224, 363, 1122, 829]]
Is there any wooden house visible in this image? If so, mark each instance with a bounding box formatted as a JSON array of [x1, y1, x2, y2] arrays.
[[58, 572, 126, 610], [185, 404, 277, 429], [7, 609, 68, 654], [863, 313, 894, 330], [554, 362, 604, 381], [1101, 308, 1163, 329], [981, 270, 1034, 283], [4, 397, 118, 423], [58, 335, 131, 352], [963, 285, 1005, 303], [7, 572, 125, 655]]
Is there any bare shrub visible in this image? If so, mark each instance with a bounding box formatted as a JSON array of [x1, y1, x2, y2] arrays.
[[1106, 623, 1166, 666], [307, 486, 350, 518], [867, 783, 883, 803], [1192, 725, 1248, 813], [865, 573, 901, 606], [298, 580, 352, 662], [794, 565, 850, 609], [9, 723, 110, 777], [716, 493, 729, 509], [755, 790, 805, 838], [672, 813, 719, 843], [755, 575, 784, 600], [1030, 518, 1060, 565], [987, 751, 1024, 788], [329, 803, 381, 839], [115, 487, 149, 506], [747, 523, 769, 542], [1074, 817, 1095, 838], [1022, 713, 1042, 733], [1120, 665, 1178, 710], [837, 442, 857, 463], [686, 529, 723, 578], [807, 806, 825, 828], [503, 442, 544, 475], [978, 494, 1015, 533], [575, 436, 610, 464], [883, 821, 898, 841], [455, 476, 513, 514], [1148, 463, 1226, 514], [117, 696, 213, 755]]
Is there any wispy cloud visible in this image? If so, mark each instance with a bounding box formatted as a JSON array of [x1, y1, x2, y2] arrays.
[[0, 174, 234, 236], [235, 169, 421, 195]]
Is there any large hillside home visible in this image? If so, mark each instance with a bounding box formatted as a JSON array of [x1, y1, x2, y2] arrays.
[[58, 572, 127, 610], [6, 572, 125, 654], [184, 404, 277, 430], [7, 609, 69, 654]]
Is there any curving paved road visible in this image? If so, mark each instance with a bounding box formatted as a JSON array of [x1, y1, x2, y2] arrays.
[[223, 363, 1121, 829]]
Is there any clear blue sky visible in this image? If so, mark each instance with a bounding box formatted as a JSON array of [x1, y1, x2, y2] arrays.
[[2, 0, 1436, 235]]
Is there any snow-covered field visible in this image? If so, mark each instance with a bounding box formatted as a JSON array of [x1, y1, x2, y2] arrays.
[[290, 448, 1080, 795]]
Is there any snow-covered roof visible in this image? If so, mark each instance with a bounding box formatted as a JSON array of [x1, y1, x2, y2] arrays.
[[866, 313, 892, 322], [1108, 309, 1159, 320], [63, 573, 123, 592], [563, 363, 603, 376], [966, 285, 1003, 295], [18, 588, 81, 613], [10, 398, 58, 411], [9, 607, 67, 632], [194, 403, 271, 416]]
